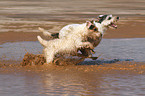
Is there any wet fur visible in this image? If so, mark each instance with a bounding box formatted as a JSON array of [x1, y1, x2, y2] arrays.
[[37, 22, 95, 64], [39, 15, 119, 58]]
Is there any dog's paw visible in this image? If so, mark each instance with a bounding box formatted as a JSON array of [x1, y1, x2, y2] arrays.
[[90, 49, 95, 54], [95, 32, 101, 37], [85, 42, 94, 49]]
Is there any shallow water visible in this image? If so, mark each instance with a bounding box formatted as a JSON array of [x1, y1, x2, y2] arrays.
[[0, 41, 43, 61], [0, 65, 145, 96], [95, 38, 145, 62], [0, 38, 145, 62], [0, 38, 145, 96]]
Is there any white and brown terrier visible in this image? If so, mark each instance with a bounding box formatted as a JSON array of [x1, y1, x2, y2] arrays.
[[38, 15, 119, 61], [37, 21, 100, 64]]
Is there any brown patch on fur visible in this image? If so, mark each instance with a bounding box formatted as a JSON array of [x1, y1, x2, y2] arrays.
[[51, 33, 59, 38]]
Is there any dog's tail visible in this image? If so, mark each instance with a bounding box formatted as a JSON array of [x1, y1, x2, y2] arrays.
[[37, 35, 48, 47], [38, 27, 52, 37], [38, 27, 59, 38]]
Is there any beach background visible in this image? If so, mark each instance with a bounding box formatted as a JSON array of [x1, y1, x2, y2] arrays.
[[0, 0, 145, 96], [0, 0, 145, 44]]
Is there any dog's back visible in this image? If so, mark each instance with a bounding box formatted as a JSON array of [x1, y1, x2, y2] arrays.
[[59, 23, 87, 38]]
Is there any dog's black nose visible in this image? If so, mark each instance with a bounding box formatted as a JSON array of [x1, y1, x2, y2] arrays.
[[117, 16, 119, 20]]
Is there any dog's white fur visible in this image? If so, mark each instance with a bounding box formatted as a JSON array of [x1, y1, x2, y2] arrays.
[[37, 21, 96, 64], [39, 15, 119, 58]]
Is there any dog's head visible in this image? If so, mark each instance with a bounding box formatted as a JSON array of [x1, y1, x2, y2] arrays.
[[86, 21, 102, 37], [95, 14, 119, 29]]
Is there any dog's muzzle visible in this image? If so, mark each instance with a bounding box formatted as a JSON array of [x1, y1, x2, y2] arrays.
[[109, 16, 120, 29]]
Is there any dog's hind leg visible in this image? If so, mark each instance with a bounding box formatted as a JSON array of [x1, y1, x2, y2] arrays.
[[37, 36, 48, 47], [45, 49, 55, 64]]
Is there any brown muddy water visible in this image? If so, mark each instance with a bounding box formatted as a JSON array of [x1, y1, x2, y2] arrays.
[[0, 38, 145, 96]]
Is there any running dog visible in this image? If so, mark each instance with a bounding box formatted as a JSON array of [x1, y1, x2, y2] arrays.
[[39, 15, 119, 58], [37, 21, 99, 64]]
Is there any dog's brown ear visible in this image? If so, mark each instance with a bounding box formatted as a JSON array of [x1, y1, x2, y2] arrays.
[[90, 20, 95, 24], [86, 21, 92, 28]]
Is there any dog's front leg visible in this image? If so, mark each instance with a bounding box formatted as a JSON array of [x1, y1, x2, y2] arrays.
[[77, 42, 93, 57], [82, 48, 92, 57], [82, 42, 94, 49]]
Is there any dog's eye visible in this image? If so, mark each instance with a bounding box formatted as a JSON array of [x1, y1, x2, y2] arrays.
[[94, 28, 97, 31], [89, 25, 95, 29], [108, 17, 112, 20]]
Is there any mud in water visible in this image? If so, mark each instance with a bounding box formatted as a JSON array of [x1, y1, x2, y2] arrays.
[[21, 53, 46, 66], [21, 53, 85, 66]]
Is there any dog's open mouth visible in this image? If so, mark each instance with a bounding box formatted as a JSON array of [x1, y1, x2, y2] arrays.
[[109, 16, 119, 29], [109, 23, 118, 29]]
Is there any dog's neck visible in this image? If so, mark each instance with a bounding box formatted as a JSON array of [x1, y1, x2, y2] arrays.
[[94, 22, 108, 35]]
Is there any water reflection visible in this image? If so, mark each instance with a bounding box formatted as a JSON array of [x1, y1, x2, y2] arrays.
[[15, 67, 144, 96], [0, 61, 145, 95], [36, 70, 105, 95]]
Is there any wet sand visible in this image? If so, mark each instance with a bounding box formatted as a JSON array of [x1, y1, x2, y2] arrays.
[[0, 0, 145, 44], [0, 18, 145, 45], [0, 0, 145, 95]]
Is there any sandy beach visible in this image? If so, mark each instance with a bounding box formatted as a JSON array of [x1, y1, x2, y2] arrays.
[[0, 0, 145, 44], [0, 0, 145, 96], [0, 17, 145, 45]]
